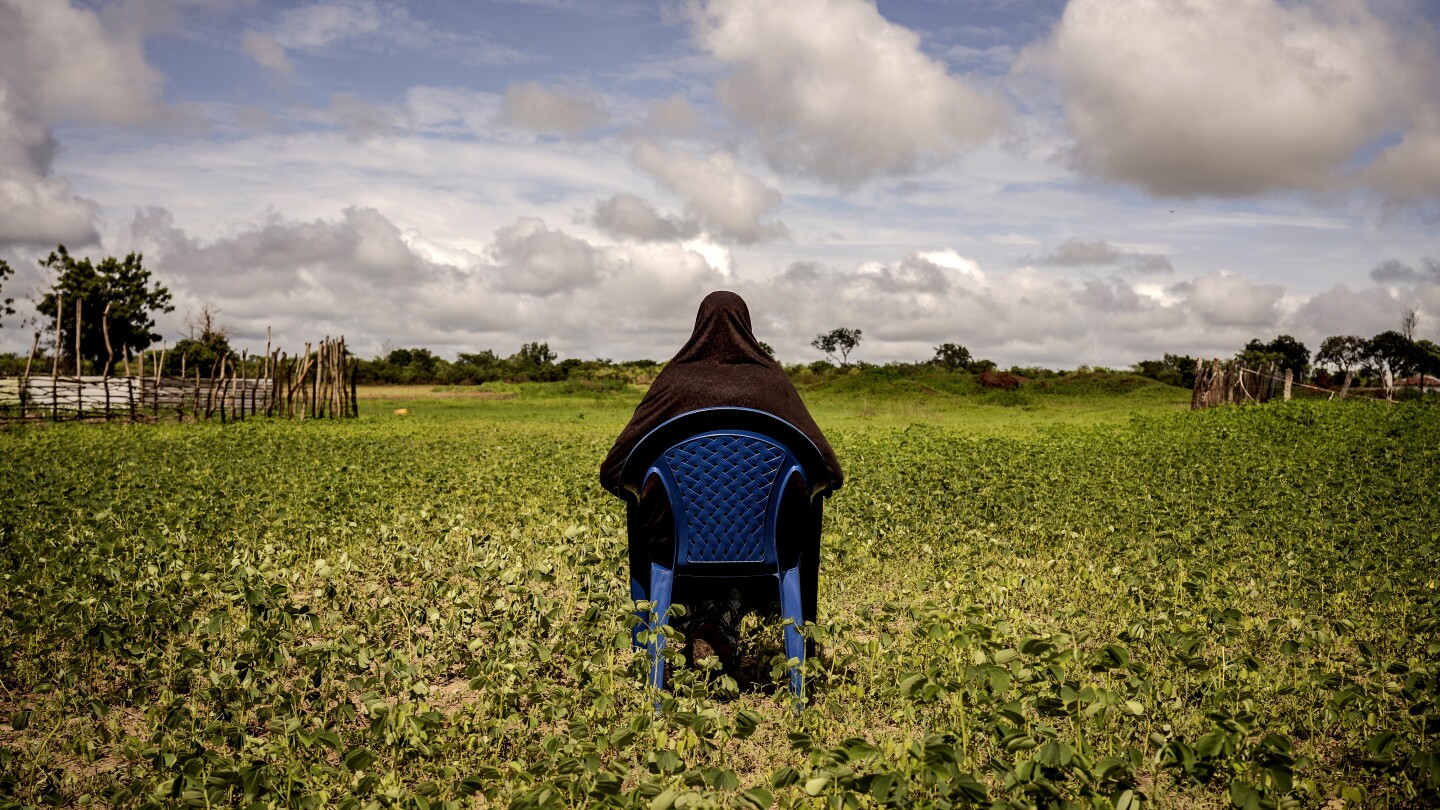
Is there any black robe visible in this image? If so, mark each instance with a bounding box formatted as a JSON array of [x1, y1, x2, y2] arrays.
[[600, 290, 842, 493]]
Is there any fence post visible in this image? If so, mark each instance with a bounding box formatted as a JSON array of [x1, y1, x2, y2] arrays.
[[20, 331, 37, 419]]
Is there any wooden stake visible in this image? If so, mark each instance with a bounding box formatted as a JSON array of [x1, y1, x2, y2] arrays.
[[74, 298, 82, 378], [239, 350, 248, 419], [101, 301, 114, 378], [52, 292, 62, 380], [21, 331, 39, 418], [156, 345, 165, 417]]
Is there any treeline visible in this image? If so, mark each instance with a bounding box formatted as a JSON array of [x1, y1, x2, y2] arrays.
[[1126, 327, 1440, 392], [343, 340, 1117, 388], [353, 343, 663, 386]]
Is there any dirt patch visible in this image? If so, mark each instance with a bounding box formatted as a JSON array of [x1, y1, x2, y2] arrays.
[[354, 386, 517, 401], [428, 678, 475, 714], [978, 371, 1022, 391]]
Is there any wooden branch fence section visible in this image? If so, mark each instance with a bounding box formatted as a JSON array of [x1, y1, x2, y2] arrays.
[[1190, 359, 1400, 410], [1191, 360, 1285, 409], [0, 336, 358, 423]]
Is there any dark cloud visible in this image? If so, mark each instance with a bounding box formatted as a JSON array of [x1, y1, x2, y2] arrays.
[[1370, 257, 1440, 284], [495, 82, 607, 136], [591, 194, 698, 242], [0, 0, 164, 246], [1028, 238, 1173, 273]]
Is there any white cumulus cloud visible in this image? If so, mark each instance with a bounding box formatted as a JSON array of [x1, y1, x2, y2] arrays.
[[688, 0, 1001, 186], [1033, 0, 1437, 198], [488, 217, 602, 296], [631, 141, 786, 243], [1178, 270, 1285, 327]]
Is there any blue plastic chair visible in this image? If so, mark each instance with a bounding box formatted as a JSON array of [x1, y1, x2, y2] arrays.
[[619, 407, 834, 700]]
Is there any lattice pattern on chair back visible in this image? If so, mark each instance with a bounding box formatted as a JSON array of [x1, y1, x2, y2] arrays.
[[663, 434, 786, 563]]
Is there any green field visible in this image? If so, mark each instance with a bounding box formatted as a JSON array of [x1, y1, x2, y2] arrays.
[[2, 376, 1437, 809]]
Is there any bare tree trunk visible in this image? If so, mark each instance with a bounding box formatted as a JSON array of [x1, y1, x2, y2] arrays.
[[1283, 368, 1293, 401]]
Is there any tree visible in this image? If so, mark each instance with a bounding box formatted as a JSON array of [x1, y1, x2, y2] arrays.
[[0, 259, 15, 327], [516, 341, 557, 366], [510, 341, 559, 381], [1239, 335, 1309, 379], [1415, 339, 1440, 388], [932, 342, 972, 370], [1132, 354, 1199, 389], [1365, 330, 1417, 384], [757, 340, 776, 360], [1314, 335, 1366, 377], [167, 304, 232, 376], [812, 327, 862, 366], [34, 245, 173, 369]]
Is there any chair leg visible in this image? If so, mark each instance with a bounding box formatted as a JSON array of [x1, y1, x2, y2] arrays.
[[778, 566, 805, 701], [647, 563, 675, 691]]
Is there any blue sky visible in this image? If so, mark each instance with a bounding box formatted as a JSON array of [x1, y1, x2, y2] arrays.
[[2, 0, 1438, 367]]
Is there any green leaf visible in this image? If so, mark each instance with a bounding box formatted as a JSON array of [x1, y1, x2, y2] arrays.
[[950, 772, 988, 804], [842, 737, 881, 761], [342, 747, 376, 772], [803, 776, 831, 796], [770, 767, 800, 789], [649, 788, 680, 810], [733, 709, 761, 740], [738, 787, 773, 809]]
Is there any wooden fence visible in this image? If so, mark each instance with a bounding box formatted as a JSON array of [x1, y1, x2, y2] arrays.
[[1191, 360, 1285, 409], [1189, 360, 1410, 409], [0, 336, 357, 423]]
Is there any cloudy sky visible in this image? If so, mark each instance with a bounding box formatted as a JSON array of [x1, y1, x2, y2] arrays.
[[2, 0, 1438, 367]]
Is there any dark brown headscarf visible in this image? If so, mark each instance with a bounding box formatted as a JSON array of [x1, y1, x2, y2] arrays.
[[599, 291, 843, 496]]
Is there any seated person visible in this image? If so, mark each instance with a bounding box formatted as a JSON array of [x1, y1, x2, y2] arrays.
[[599, 291, 843, 676]]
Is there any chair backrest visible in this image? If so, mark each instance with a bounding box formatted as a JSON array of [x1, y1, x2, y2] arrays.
[[620, 408, 832, 571]]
